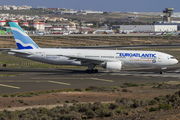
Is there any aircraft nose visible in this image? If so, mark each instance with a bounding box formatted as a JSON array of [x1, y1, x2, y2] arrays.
[[175, 59, 179, 64]]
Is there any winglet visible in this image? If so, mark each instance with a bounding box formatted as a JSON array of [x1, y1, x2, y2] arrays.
[[9, 22, 39, 50]]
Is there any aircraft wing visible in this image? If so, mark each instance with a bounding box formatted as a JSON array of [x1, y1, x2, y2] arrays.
[[59, 55, 119, 64]]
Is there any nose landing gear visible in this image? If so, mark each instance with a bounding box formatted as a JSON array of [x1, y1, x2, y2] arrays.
[[159, 67, 167, 74]]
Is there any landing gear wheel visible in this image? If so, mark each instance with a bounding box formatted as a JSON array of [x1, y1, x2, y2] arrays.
[[84, 69, 98, 74], [160, 71, 163, 74], [95, 69, 98, 73]]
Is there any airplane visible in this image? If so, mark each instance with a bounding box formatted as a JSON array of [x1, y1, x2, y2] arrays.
[[119, 26, 136, 34], [0, 22, 179, 74], [95, 30, 115, 34], [164, 32, 176, 36], [37, 31, 45, 35]]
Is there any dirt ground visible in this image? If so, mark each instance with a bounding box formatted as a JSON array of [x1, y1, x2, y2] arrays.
[[0, 85, 180, 120]]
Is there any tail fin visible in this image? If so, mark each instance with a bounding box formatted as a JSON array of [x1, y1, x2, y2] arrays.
[[9, 22, 39, 50]]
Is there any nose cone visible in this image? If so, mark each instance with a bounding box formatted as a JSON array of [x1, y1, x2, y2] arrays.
[[174, 59, 179, 65], [176, 59, 179, 64], [169, 58, 179, 65]]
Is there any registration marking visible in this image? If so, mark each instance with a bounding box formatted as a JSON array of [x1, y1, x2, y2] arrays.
[[0, 84, 20, 89]]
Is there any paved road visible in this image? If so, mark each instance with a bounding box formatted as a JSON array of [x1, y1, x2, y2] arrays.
[[0, 67, 180, 94]]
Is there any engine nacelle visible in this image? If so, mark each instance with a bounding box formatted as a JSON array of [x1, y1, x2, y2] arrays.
[[105, 61, 122, 71]]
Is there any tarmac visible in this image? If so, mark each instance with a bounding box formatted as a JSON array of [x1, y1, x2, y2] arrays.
[[0, 67, 180, 94]]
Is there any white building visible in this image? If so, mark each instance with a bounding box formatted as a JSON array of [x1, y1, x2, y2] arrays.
[[32, 22, 45, 31], [64, 26, 76, 30], [154, 25, 177, 32], [112, 25, 177, 32], [0, 20, 6, 26]]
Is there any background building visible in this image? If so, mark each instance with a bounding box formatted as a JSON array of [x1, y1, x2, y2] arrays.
[[112, 25, 177, 32]]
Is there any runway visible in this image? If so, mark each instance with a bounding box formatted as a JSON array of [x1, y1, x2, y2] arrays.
[[0, 67, 180, 94]]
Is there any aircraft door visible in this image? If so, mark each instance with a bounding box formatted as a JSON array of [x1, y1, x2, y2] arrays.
[[77, 53, 81, 57], [129, 57, 134, 61], [41, 52, 46, 58], [36, 52, 46, 58], [158, 55, 162, 62]]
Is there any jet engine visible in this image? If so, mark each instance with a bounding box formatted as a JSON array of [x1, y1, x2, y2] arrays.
[[103, 61, 122, 71]]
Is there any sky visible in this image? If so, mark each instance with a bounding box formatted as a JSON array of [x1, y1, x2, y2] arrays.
[[1, 0, 180, 12]]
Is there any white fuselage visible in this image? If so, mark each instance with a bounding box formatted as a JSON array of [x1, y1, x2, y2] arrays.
[[9, 49, 178, 69]]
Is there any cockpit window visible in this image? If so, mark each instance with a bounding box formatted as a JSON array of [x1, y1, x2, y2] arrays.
[[170, 57, 175, 59]]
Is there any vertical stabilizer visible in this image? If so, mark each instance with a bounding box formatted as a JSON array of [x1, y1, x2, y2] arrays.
[[9, 22, 39, 50]]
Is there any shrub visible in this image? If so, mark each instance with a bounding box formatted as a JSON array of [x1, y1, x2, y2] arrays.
[[2, 94, 8, 97], [38, 107, 49, 114], [149, 107, 157, 112], [89, 86, 98, 91], [132, 99, 141, 108], [154, 95, 167, 103], [23, 103, 29, 105], [71, 99, 78, 104], [18, 100, 24, 103], [120, 85, 127, 88], [74, 88, 82, 92], [10, 94, 15, 97], [65, 100, 69, 103], [121, 89, 131, 92], [93, 101, 100, 105], [86, 109, 96, 118], [63, 104, 68, 108], [140, 99, 148, 106], [96, 109, 114, 117], [85, 88, 91, 91], [69, 105, 78, 112], [59, 112, 82, 120], [92, 102, 104, 111], [159, 103, 173, 110], [168, 94, 180, 103], [123, 82, 139, 87], [59, 108, 70, 114], [109, 103, 119, 110], [149, 99, 158, 105], [115, 108, 123, 114], [78, 104, 89, 113], [40, 115, 50, 120], [116, 98, 134, 106]]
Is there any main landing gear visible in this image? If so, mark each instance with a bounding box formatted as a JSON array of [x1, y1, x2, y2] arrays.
[[84, 64, 98, 74]]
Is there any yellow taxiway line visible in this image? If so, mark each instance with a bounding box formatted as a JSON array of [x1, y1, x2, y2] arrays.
[[32, 77, 114, 82], [48, 81, 71, 85], [0, 84, 20, 89], [90, 78, 114, 82]]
